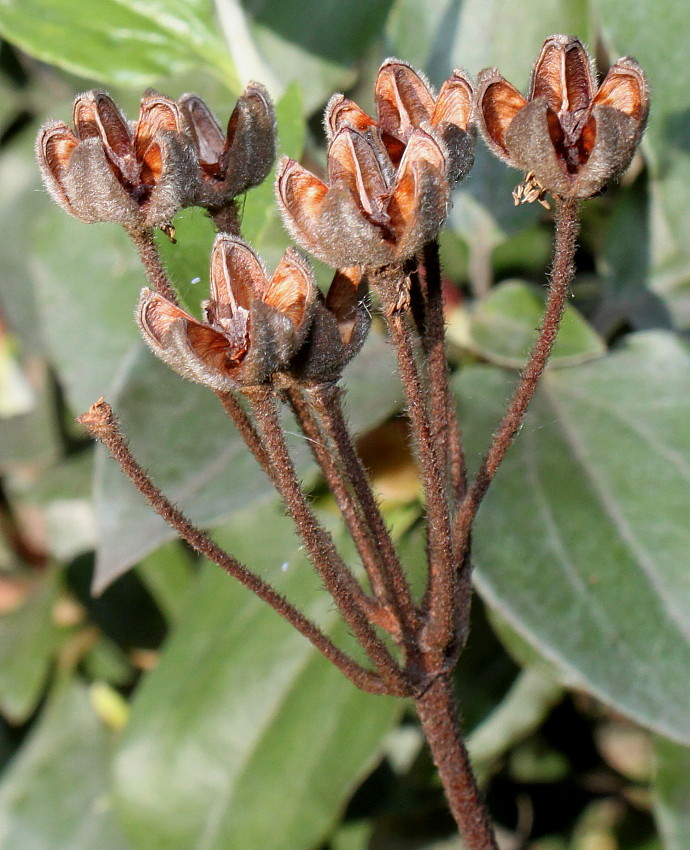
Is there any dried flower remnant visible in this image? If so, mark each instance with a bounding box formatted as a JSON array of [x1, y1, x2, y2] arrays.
[[137, 235, 317, 391], [289, 266, 371, 383], [276, 125, 450, 268], [36, 90, 199, 229], [179, 83, 276, 212], [476, 34, 649, 199]]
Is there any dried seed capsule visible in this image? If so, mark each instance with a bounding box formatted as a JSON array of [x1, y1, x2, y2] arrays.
[[179, 83, 276, 210], [137, 235, 317, 391], [476, 35, 649, 200], [276, 126, 450, 268], [36, 90, 199, 229]]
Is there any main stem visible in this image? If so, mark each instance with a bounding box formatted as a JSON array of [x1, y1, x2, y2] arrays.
[[374, 268, 456, 652], [415, 674, 499, 850]]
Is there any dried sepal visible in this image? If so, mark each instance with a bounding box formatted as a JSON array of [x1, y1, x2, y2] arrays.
[[432, 70, 476, 182], [476, 35, 649, 199], [288, 267, 371, 384], [375, 59, 436, 141], [324, 94, 378, 141], [475, 69, 527, 161], [374, 59, 475, 180]]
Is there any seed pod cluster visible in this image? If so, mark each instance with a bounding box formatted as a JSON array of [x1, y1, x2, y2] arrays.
[[276, 59, 476, 269], [36, 38, 648, 390]]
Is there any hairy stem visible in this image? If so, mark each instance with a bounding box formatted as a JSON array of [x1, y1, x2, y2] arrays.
[[214, 390, 272, 477], [309, 384, 422, 646], [415, 674, 498, 850], [374, 267, 456, 654], [287, 387, 404, 638], [77, 398, 386, 694], [421, 240, 467, 502], [126, 226, 179, 305], [210, 203, 242, 235], [247, 386, 412, 695], [454, 196, 580, 560]]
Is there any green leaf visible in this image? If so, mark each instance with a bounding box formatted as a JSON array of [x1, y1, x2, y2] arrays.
[[387, 0, 589, 83], [0, 357, 60, 472], [0, 677, 132, 850], [24, 451, 96, 561], [216, 0, 394, 112], [0, 572, 64, 723], [594, 179, 672, 335], [31, 210, 143, 414], [0, 0, 237, 90], [136, 541, 196, 623], [0, 132, 47, 355], [590, 0, 690, 271], [653, 737, 690, 850], [153, 208, 217, 319], [113, 502, 400, 850], [454, 331, 690, 744], [450, 279, 605, 368]]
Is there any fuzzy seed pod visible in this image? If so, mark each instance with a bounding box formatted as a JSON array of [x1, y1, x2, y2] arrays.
[[326, 59, 475, 185], [276, 126, 450, 268], [179, 83, 276, 210], [36, 90, 199, 229], [476, 35, 649, 200], [137, 235, 317, 391]]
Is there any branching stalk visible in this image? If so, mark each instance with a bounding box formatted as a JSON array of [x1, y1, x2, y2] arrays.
[[373, 266, 456, 654], [77, 398, 386, 695], [308, 384, 422, 647], [246, 386, 412, 695], [287, 387, 405, 638]]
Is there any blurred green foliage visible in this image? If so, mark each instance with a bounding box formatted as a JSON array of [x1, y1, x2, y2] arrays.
[[0, 0, 689, 847]]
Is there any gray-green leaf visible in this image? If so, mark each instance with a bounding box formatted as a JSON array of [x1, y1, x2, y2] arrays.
[[113, 502, 400, 850], [454, 331, 690, 744], [449, 279, 605, 368]]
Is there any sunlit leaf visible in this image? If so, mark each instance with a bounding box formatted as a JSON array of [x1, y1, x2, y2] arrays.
[[454, 331, 690, 744], [654, 737, 690, 850], [0, 572, 64, 723], [0, 0, 237, 89], [0, 677, 132, 850], [450, 279, 605, 368]]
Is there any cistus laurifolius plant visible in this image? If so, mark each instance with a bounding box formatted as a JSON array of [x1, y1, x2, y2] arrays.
[[35, 36, 648, 850]]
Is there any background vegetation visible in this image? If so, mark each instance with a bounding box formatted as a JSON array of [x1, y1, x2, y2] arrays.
[[0, 0, 689, 847]]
